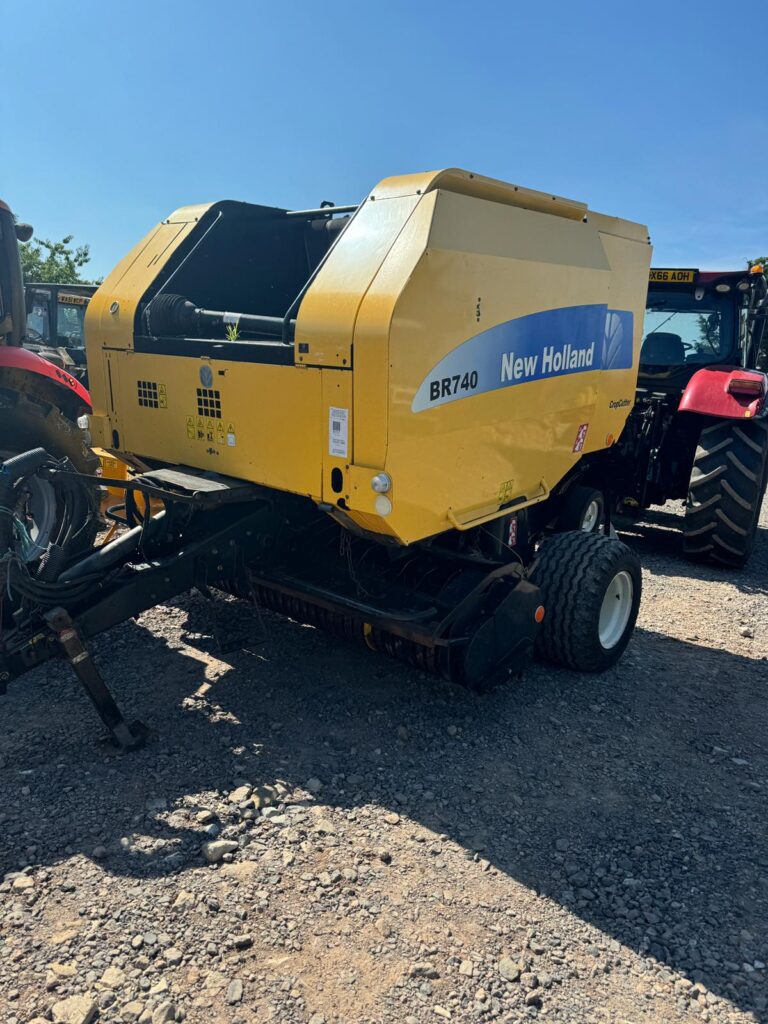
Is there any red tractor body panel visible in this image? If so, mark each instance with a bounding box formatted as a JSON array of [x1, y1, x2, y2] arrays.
[[678, 366, 767, 420], [0, 345, 92, 409]]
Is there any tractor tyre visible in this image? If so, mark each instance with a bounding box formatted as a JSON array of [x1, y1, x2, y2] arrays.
[[530, 531, 641, 672], [0, 393, 100, 563], [683, 419, 768, 568]]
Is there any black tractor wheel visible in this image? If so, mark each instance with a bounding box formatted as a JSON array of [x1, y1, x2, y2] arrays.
[[556, 485, 605, 532], [0, 393, 100, 564], [683, 419, 768, 568], [530, 531, 641, 672]]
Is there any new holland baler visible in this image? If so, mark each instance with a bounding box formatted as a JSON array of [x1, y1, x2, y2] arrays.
[[0, 169, 651, 747]]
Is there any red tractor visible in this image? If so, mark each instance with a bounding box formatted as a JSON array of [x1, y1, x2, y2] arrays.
[[606, 266, 768, 566], [0, 200, 98, 562]]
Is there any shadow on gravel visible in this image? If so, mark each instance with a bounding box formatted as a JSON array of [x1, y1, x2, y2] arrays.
[[616, 509, 768, 596], [1, 594, 767, 1016]]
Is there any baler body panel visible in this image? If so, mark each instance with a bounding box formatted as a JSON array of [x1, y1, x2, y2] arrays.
[[85, 169, 651, 545]]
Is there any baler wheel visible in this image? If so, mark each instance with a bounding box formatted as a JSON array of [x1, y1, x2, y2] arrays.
[[683, 419, 768, 568], [530, 531, 641, 672], [556, 485, 605, 532]]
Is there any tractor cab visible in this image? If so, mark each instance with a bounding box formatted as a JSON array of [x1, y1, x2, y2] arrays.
[[23, 282, 96, 381], [639, 267, 767, 394]]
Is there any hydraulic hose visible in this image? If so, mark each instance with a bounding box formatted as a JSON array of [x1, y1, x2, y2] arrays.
[[0, 448, 50, 555]]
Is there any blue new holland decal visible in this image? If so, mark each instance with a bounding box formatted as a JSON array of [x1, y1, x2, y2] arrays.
[[412, 304, 634, 412]]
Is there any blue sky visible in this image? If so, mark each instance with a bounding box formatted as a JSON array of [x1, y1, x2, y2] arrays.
[[3, 0, 766, 278]]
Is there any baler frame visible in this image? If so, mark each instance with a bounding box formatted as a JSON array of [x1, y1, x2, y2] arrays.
[[1, 460, 544, 749]]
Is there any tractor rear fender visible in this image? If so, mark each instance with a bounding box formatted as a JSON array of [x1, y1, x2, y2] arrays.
[[678, 365, 767, 421], [0, 346, 92, 418]]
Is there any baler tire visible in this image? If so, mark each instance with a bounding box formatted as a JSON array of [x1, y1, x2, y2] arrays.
[[0, 395, 100, 562], [530, 531, 641, 672], [683, 419, 768, 568], [556, 485, 605, 532]]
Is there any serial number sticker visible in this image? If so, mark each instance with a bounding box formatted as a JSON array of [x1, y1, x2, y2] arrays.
[[329, 406, 349, 459], [649, 268, 697, 283]]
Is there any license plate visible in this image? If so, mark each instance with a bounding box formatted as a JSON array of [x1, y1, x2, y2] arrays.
[[649, 268, 697, 284]]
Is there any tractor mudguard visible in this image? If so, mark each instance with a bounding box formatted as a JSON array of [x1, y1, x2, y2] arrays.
[[677, 365, 767, 421], [0, 346, 91, 410]]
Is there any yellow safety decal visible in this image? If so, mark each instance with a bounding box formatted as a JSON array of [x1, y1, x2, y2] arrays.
[[158, 383, 168, 408], [498, 479, 516, 503], [186, 413, 236, 445]]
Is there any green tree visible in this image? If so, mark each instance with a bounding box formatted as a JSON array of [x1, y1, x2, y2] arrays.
[[19, 235, 98, 284]]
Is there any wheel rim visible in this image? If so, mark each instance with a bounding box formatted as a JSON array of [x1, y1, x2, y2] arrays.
[[598, 570, 633, 649], [0, 450, 58, 562], [581, 499, 601, 532]]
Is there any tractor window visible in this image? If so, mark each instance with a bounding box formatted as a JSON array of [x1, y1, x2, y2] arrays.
[[642, 290, 736, 367], [26, 293, 51, 342], [57, 302, 86, 346]]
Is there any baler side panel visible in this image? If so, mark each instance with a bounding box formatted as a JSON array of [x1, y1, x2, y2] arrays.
[[373, 190, 634, 543], [588, 227, 654, 448], [351, 192, 439, 471], [294, 195, 421, 369], [86, 207, 212, 441], [92, 353, 324, 499]]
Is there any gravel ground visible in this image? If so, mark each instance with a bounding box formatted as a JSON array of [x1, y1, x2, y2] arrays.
[[1, 499, 767, 1024]]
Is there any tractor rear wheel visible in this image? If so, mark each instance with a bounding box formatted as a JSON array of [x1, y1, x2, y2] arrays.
[[531, 531, 641, 671], [683, 419, 768, 568], [0, 393, 99, 563]]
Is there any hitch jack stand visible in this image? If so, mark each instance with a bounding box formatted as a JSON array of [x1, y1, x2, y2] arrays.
[[45, 607, 149, 751]]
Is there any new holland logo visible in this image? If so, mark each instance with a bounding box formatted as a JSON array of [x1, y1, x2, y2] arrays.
[[412, 305, 633, 412]]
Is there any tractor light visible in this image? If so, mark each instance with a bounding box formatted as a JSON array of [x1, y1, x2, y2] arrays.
[[715, 283, 731, 293], [371, 472, 392, 494], [736, 280, 750, 291], [374, 495, 392, 516], [77, 414, 92, 445], [727, 375, 765, 397]]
